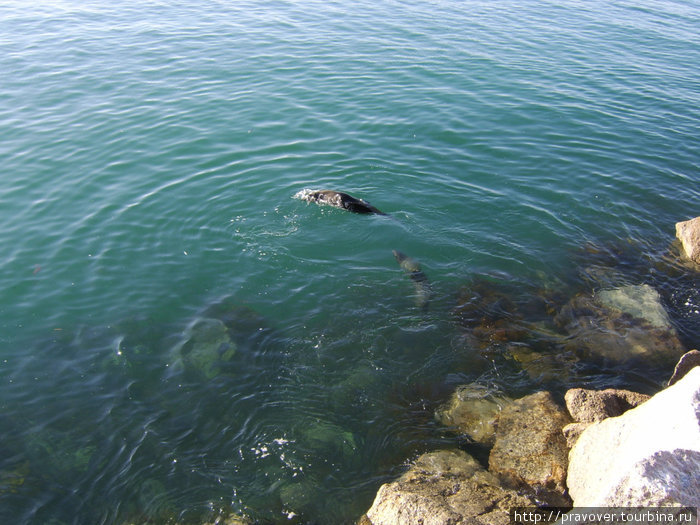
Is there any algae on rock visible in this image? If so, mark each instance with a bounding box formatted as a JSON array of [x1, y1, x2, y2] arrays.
[[435, 383, 512, 446], [173, 318, 237, 379]]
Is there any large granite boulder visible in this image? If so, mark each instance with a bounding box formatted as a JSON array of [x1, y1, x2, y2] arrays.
[[554, 284, 686, 365], [488, 391, 572, 506], [567, 367, 700, 507], [364, 449, 534, 525], [435, 384, 512, 446], [676, 216, 700, 265]]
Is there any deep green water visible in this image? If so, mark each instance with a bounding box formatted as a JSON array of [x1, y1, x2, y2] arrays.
[[1, 0, 699, 523]]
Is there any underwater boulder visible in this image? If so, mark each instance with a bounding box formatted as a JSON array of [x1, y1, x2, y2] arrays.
[[0, 460, 30, 495], [554, 285, 686, 366], [596, 284, 674, 330], [434, 383, 512, 447], [300, 419, 358, 460], [279, 479, 316, 518], [506, 343, 578, 384], [174, 318, 237, 379], [330, 365, 382, 412], [24, 430, 96, 478], [453, 275, 560, 360]]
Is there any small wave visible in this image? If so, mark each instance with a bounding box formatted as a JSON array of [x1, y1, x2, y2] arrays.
[[292, 188, 320, 201]]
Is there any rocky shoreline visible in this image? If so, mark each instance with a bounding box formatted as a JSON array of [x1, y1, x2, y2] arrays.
[[358, 217, 700, 525], [359, 352, 699, 525]]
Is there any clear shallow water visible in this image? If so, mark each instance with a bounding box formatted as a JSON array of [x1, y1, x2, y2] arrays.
[[0, 0, 698, 523]]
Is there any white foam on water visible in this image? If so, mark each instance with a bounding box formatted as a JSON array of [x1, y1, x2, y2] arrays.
[[292, 188, 319, 201]]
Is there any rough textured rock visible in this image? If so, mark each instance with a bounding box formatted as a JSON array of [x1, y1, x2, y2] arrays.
[[554, 289, 686, 365], [435, 384, 512, 446], [364, 449, 534, 525], [565, 388, 650, 423], [561, 422, 590, 449], [488, 391, 572, 506], [567, 367, 700, 507], [676, 216, 700, 265], [668, 349, 700, 386]]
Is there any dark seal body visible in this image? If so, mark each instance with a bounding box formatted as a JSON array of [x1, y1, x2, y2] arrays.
[[393, 249, 432, 309], [298, 189, 385, 215]]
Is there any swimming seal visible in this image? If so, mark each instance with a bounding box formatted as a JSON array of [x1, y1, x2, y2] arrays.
[[295, 189, 386, 215], [393, 250, 432, 310]]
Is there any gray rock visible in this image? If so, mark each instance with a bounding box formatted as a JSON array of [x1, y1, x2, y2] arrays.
[[565, 388, 650, 423], [555, 291, 686, 365], [676, 216, 700, 265], [668, 349, 700, 386], [365, 449, 534, 525], [488, 391, 572, 506], [567, 367, 700, 507], [435, 384, 512, 446], [596, 284, 673, 330]]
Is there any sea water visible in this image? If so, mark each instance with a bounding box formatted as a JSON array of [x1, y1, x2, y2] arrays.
[[0, 1, 698, 523]]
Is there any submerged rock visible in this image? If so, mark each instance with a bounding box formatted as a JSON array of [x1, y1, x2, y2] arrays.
[[136, 478, 177, 522], [363, 449, 534, 525], [567, 367, 700, 508], [173, 318, 237, 379], [453, 277, 530, 349], [596, 284, 674, 330], [452, 276, 573, 380], [0, 460, 29, 495], [331, 365, 382, 412], [279, 479, 316, 517], [300, 419, 358, 459], [24, 429, 96, 478], [506, 343, 577, 383], [434, 383, 512, 446], [488, 391, 572, 506], [555, 285, 686, 365], [675, 216, 700, 265]]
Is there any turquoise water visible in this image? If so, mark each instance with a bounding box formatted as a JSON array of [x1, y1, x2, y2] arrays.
[[1, 0, 698, 523]]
